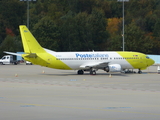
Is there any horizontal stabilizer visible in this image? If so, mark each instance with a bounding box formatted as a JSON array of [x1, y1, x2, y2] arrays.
[[4, 51, 22, 56]]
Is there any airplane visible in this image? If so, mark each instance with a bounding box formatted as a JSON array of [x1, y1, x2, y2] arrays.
[[4, 25, 155, 75]]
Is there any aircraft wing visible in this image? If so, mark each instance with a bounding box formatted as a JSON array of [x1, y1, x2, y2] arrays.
[[80, 62, 109, 69]]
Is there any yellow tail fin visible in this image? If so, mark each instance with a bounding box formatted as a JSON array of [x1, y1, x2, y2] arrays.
[[19, 25, 45, 53]]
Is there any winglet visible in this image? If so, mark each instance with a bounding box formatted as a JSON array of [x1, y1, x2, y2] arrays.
[[19, 25, 46, 53]]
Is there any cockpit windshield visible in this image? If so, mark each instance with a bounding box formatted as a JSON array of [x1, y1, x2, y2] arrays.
[[146, 56, 150, 59]]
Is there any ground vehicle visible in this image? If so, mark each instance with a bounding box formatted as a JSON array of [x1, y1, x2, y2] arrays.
[[26, 61, 32, 65], [0, 55, 19, 65]]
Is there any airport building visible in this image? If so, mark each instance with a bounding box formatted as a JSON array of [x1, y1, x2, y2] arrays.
[[148, 55, 160, 64]]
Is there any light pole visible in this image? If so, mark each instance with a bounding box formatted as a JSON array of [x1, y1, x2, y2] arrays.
[[20, 0, 36, 29], [117, 0, 129, 51]]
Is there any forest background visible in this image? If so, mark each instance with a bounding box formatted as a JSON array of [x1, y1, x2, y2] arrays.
[[0, 0, 160, 57]]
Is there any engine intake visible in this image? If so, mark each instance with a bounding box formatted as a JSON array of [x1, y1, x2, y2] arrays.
[[104, 64, 121, 72]]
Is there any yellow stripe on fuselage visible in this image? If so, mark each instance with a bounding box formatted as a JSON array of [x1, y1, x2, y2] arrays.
[[22, 53, 72, 70], [117, 52, 147, 69]]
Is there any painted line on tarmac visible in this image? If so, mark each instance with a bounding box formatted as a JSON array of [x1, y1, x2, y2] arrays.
[[20, 105, 35, 107], [104, 107, 132, 109], [1, 100, 160, 116]]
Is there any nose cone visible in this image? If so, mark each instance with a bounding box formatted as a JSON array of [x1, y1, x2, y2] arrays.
[[148, 59, 155, 66]]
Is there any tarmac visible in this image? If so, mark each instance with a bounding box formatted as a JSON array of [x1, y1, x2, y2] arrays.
[[0, 64, 160, 120]]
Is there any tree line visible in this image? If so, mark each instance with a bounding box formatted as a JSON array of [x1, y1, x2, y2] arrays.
[[0, 0, 160, 57]]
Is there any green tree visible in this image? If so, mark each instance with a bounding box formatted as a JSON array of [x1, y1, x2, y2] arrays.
[[107, 35, 122, 51], [152, 18, 160, 54], [77, 0, 93, 13], [32, 16, 60, 51], [153, 19, 160, 38], [58, 11, 77, 51], [0, 0, 26, 35], [125, 22, 154, 53], [86, 9, 109, 50], [0, 0, 160, 54], [0, 35, 22, 57]]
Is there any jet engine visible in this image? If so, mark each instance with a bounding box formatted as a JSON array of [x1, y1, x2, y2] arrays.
[[104, 64, 121, 72]]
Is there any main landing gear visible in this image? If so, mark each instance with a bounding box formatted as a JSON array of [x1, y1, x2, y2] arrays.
[[77, 68, 97, 75], [90, 69, 96, 75]]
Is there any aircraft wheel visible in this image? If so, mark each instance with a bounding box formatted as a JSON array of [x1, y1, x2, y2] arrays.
[[77, 70, 84, 75]]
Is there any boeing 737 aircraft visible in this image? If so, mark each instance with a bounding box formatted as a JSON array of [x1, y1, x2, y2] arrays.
[[5, 25, 155, 75]]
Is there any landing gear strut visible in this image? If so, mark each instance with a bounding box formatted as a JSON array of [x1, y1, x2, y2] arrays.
[[90, 68, 96, 75]]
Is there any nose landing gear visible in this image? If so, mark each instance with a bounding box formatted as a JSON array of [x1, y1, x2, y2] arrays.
[[138, 69, 142, 74]]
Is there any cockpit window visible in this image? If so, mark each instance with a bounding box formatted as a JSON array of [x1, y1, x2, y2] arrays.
[[146, 56, 150, 59]]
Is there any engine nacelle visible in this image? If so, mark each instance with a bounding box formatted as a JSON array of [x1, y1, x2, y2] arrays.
[[104, 64, 121, 72]]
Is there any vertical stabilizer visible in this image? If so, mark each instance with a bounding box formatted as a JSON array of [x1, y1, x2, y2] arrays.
[[19, 25, 45, 53]]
